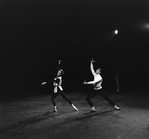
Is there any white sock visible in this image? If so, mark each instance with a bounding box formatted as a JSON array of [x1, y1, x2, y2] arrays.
[[72, 104, 78, 111], [115, 105, 120, 109], [54, 106, 57, 110], [91, 107, 95, 110]]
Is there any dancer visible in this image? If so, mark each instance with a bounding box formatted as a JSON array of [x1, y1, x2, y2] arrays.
[[83, 58, 120, 112], [51, 68, 78, 112], [41, 60, 78, 112]]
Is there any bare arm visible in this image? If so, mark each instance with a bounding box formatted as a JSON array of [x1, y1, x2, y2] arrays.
[[90, 59, 96, 76], [59, 77, 62, 86], [83, 75, 102, 85], [86, 80, 95, 84], [83, 79, 100, 85], [83, 80, 94, 85]]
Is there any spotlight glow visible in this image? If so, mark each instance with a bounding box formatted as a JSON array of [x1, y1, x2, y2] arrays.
[[142, 23, 149, 29], [136, 21, 149, 32], [114, 30, 118, 34]]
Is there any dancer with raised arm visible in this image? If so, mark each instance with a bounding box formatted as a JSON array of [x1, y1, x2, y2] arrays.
[[83, 58, 121, 112]]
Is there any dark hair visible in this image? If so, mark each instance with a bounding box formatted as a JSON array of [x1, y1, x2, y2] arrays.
[[96, 68, 103, 72], [58, 69, 64, 75], [99, 68, 103, 72]]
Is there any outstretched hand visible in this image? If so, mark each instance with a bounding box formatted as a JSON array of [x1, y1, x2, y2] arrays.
[[91, 58, 95, 63], [41, 82, 47, 85], [83, 81, 87, 85]]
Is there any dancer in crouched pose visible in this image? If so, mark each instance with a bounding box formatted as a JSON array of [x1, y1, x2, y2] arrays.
[[83, 58, 121, 112]]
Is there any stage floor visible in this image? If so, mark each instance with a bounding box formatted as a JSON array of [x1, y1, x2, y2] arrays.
[[1, 91, 149, 139]]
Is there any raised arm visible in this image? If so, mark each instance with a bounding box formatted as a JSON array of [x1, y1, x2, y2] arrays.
[[90, 58, 96, 76]]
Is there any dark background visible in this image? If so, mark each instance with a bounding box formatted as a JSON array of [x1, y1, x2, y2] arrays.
[[0, 0, 149, 98]]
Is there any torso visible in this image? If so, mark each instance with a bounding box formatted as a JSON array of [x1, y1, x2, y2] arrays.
[[93, 74, 103, 90], [54, 76, 63, 93], [54, 77, 61, 85]]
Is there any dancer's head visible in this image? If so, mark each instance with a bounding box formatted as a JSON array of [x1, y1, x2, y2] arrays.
[[57, 69, 64, 76], [58, 60, 61, 65], [95, 68, 103, 74]]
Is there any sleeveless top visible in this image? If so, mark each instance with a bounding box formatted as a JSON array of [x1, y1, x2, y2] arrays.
[[53, 76, 63, 93]]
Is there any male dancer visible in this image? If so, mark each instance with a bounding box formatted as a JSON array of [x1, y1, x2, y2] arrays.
[[83, 58, 120, 112]]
